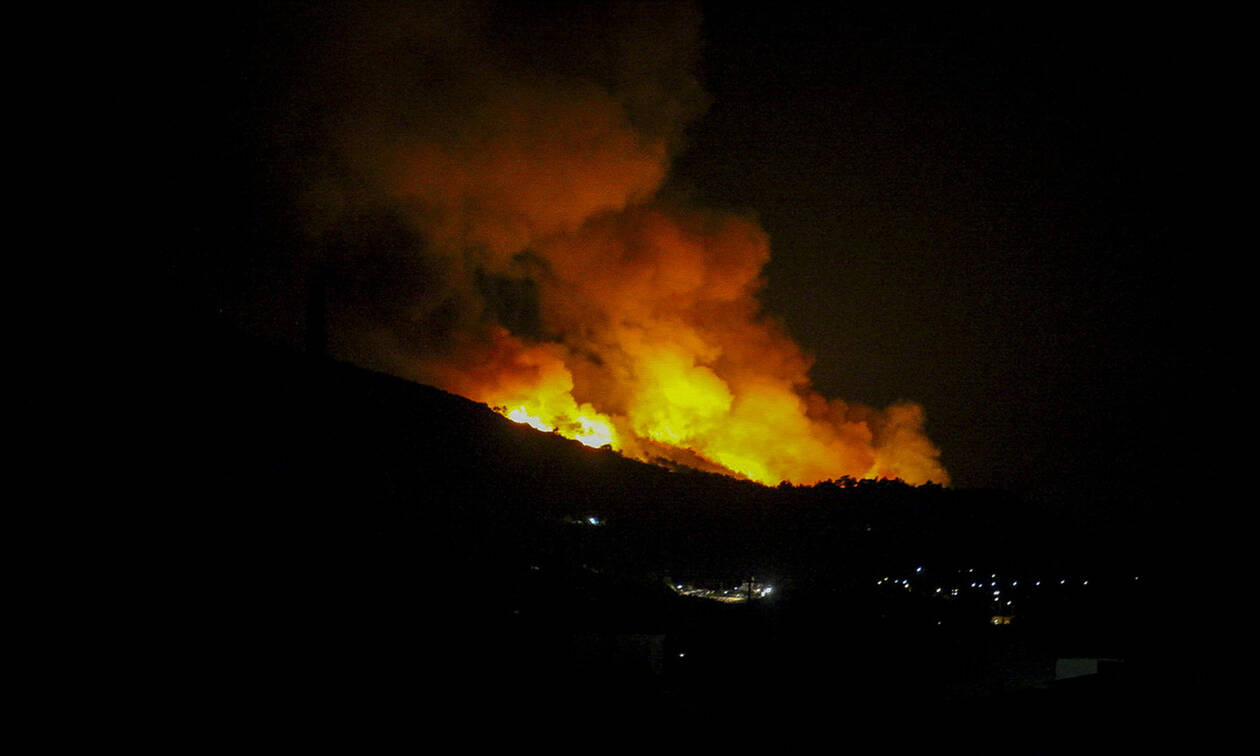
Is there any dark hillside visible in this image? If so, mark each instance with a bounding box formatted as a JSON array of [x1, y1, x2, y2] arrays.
[[145, 321, 1154, 724]]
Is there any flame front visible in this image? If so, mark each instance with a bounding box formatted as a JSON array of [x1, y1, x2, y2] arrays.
[[503, 404, 616, 450], [441, 207, 948, 486]]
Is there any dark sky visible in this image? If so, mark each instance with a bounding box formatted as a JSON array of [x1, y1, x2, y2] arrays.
[[179, 2, 1175, 522], [667, 4, 1172, 513]]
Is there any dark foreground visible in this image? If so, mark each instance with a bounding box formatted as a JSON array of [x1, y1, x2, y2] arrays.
[[140, 325, 1161, 743]]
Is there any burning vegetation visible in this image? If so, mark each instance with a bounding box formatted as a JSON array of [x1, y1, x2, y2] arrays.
[[245, 1, 947, 487]]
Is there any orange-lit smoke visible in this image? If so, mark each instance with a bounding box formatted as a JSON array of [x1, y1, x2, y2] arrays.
[[292, 1, 948, 486]]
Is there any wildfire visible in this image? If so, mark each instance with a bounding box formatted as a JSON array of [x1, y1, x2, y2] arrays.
[[413, 204, 951, 487], [290, 2, 949, 488], [573, 415, 615, 449], [505, 407, 553, 433], [502, 405, 616, 450]]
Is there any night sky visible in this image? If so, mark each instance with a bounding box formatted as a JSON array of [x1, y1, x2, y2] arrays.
[[671, 4, 1170, 512], [178, 2, 1174, 523]]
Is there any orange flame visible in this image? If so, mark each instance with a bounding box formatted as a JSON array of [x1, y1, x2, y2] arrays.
[[423, 210, 948, 487]]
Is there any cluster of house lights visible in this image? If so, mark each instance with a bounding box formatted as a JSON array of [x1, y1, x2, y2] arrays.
[[876, 566, 1140, 607], [670, 580, 775, 603]]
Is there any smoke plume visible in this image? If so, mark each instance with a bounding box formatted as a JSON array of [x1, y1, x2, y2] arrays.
[[246, 1, 948, 486]]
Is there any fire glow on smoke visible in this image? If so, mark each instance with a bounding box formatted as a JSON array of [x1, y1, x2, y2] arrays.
[[288, 1, 949, 487]]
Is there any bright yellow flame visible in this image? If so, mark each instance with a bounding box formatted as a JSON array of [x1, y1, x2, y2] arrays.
[[506, 407, 554, 432], [442, 211, 947, 487], [480, 343, 945, 486], [573, 414, 614, 448], [629, 348, 732, 446], [496, 392, 619, 451]]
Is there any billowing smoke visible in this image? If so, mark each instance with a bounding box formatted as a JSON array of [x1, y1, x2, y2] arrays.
[[249, 0, 947, 486]]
